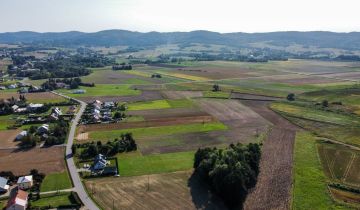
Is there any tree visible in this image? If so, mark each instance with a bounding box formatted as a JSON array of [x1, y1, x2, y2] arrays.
[[287, 93, 295, 101], [72, 144, 77, 155], [212, 84, 220, 92], [114, 112, 122, 119], [322, 100, 329, 107]]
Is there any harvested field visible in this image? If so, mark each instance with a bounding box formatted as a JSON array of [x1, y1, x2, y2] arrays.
[[242, 100, 299, 210], [196, 99, 269, 124], [0, 129, 21, 148], [315, 72, 360, 80], [81, 70, 158, 84], [0, 92, 66, 103], [78, 90, 163, 103], [0, 147, 66, 175], [161, 91, 203, 99], [244, 128, 296, 210], [77, 115, 216, 134], [85, 171, 226, 210], [128, 108, 209, 120]]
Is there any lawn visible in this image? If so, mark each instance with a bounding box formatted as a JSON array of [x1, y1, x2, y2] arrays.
[[31, 193, 75, 208], [203, 91, 231, 98], [58, 84, 140, 97], [117, 151, 194, 176], [40, 171, 72, 192], [292, 132, 348, 210], [89, 122, 228, 140], [127, 99, 195, 111], [0, 115, 18, 130]]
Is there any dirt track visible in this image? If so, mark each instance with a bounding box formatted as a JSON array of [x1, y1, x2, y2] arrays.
[[242, 101, 299, 210]]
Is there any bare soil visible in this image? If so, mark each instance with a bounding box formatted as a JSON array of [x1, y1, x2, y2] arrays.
[[242, 101, 299, 210], [161, 91, 203, 99], [0, 129, 21, 148], [0, 146, 66, 175], [85, 170, 227, 210]]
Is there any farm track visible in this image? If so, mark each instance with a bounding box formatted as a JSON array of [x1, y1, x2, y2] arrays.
[[242, 101, 299, 210]]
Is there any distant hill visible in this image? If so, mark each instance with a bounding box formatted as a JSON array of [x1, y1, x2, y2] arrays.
[[0, 30, 360, 50]]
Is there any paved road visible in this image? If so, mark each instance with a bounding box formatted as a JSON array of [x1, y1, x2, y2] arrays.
[[52, 92, 99, 210]]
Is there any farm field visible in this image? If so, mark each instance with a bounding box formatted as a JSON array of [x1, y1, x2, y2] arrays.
[[0, 147, 66, 175], [0, 92, 68, 104], [127, 99, 195, 111], [0, 129, 22, 148], [291, 132, 349, 210], [58, 84, 140, 99], [318, 142, 360, 188], [85, 171, 226, 210]]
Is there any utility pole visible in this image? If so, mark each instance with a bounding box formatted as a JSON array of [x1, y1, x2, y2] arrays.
[[147, 175, 150, 191]]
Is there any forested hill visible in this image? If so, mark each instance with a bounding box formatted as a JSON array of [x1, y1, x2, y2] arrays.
[[0, 30, 360, 50]]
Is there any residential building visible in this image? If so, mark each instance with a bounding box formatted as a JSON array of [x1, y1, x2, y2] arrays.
[[26, 103, 44, 112], [15, 131, 27, 141], [37, 124, 49, 134], [93, 154, 108, 170], [73, 89, 86, 94], [0, 177, 9, 193], [6, 189, 28, 210], [11, 105, 19, 112], [17, 176, 33, 190]]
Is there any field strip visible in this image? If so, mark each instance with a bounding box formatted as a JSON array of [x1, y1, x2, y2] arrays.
[[324, 149, 336, 179], [342, 153, 356, 182]]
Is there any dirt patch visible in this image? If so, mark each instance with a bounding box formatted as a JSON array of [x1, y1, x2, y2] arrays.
[[0, 146, 66, 175], [242, 101, 299, 210], [161, 91, 203, 99], [78, 115, 215, 134], [76, 132, 88, 141], [78, 90, 163, 103], [128, 108, 209, 121], [0, 129, 21, 148], [85, 170, 227, 210]]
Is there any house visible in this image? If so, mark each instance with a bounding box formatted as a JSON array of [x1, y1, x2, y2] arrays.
[[0, 86, 6, 90], [6, 188, 28, 210], [11, 105, 19, 112], [17, 176, 33, 190], [103, 101, 115, 109], [0, 177, 9, 193], [26, 103, 44, 112], [73, 89, 86, 94], [37, 124, 49, 134], [49, 113, 59, 121], [15, 131, 27, 141], [52, 107, 62, 116], [92, 100, 102, 110], [7, 84, 17, 89], [93, 154, 108, 170], [67, 105, 76, 114], [55, 82, 66, 89], [18, 88, 28, 94]]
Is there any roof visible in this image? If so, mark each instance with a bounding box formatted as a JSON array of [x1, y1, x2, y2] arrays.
[[17, 175, 33, 184], [28, 103, 44, 108], [7, 189, 28, 208], [0, 177, 8, 188]]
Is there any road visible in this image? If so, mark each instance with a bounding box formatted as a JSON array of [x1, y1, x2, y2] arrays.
[[52, 91, 99, 210]]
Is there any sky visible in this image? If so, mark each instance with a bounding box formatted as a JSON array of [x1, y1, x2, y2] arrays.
[[1, 0, 359, 33]]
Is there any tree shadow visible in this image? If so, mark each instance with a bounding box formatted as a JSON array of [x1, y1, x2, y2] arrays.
[[188, 172, 228, 210]]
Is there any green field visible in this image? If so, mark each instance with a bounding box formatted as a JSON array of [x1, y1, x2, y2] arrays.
[[292, 132, 348, 210], [58, 84, 140, 97], [89, 122, 228, 140], [271, 102, 360, 126], [127, 99, 194, 111], [31, 193, 75, 208], [40, 172, 72, 192], [117, 151, 194, 177]]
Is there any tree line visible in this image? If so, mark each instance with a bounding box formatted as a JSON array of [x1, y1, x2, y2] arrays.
[[193, 143, 261, 208]]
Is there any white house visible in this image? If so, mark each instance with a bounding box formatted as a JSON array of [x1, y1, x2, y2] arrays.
[[93, 154, 108, 170], [7, 84, 17, 89], [6, 189, 28, 210], [0, 177, 9, 193], [15, 131, 27, 141], [37, 124, 49, 134], [26, 103, 44, 112], [73, 89, 86, 94], [17, 176, 33, 190], [11, 105, 19, 112]]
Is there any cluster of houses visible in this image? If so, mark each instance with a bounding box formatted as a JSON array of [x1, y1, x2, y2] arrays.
[[0, 175, 33, 210], [15, 124, 50, 141], [90, 154, 118, 176], [0, 82, 42, 93], [88, 100, 115, 123]]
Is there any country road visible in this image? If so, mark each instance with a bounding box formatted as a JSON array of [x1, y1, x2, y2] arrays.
[[52, 91, 100, 210]]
